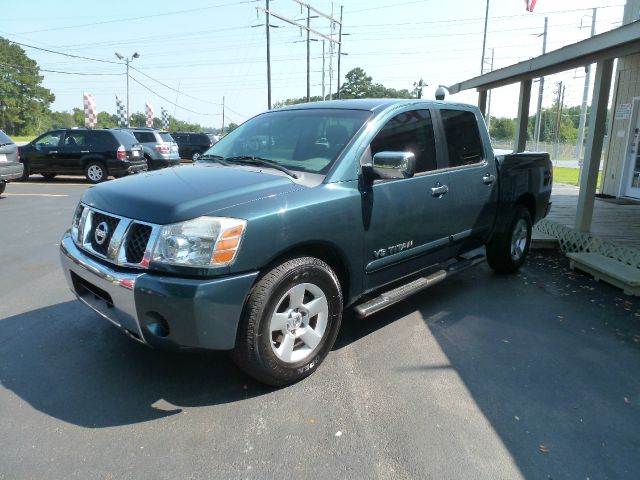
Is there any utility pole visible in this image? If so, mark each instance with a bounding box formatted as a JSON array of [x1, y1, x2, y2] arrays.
[[221, 96, 225, 134], [266, 0, 272, 109], [115, 52, 140, 127], [260, 1, 340, 104], [337, 5, 343, 99], [306, 6, 311, 102], [322, 40, 326, 100], [533, 17, 548, 150], [486, 48, 495, 130], [576, 7, 597, 160], [553, 82, 565, 162], [480, 0, 490, 75]]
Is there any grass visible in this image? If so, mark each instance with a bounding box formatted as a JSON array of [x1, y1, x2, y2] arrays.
[[11, 136, 35, 143], [553, 167, 602, 189]]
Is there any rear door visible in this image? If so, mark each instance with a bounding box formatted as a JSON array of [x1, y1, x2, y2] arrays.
[[363, 109, 452, 292], [435, 108, 498, 252], [56, 130, 89, 173]]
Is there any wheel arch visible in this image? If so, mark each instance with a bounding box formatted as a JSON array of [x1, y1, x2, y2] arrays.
[[261, 241, 352, 305], [515, 192, 535, 220]]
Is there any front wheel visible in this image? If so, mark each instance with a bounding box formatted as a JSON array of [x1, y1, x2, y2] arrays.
[[85, 162, 107, 184], [233, 257, 343, 386], [486, 205, 532, 274], [191, 151, 202, 162], [0, 181, 5, 195]]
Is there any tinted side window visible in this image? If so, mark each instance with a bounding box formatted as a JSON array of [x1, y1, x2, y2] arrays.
[[111, 130, 137, 147], [370, 109, 437, 174], [90, 131, 117, 150], [35, 131, 63, 147], [0, 130, 12, 144], [63, 131, 87, 147], [134, 132, 156, 143], [440, 109, 483, 168], [192, 134, 210, 144]]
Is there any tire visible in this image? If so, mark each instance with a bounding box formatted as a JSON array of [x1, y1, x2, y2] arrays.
[[191, 151, 202, 162], [145, 155, 154, 171], [233, 256, 343, 386], [486, 205, 532, 274], [85, 162, 107, 184], [0, 181, 5, 195], [41, 173, 56, 180]]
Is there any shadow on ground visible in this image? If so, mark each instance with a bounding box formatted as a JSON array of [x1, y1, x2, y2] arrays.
[[0, 301, 273, 428], [339, 250, 640, 479]]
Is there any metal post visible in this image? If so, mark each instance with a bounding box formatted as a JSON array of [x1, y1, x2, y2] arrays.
[[534, 17, 548, 150], [337, 5, 343, 99], [126, 59, 130, 127], [553, 82, 564, 161], [306, 6, 310, 102], [576, 8, 597, 161], [266, 0, 272, 109], [575, 59, 614, 232], [221, 96, 225, 134], [480, 0, 490, 74], [515, 79, 532, 153]]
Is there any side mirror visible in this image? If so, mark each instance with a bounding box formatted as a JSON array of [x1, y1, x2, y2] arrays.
[[369, 151, 416, 180]]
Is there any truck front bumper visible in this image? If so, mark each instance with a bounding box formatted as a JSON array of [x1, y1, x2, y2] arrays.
[[59, 231, 258, 350]]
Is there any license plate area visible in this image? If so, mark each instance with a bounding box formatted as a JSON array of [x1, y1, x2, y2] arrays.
[[71, 271, 114, 308], [132, 150, 139, 157], [0, 154, 7, 163]]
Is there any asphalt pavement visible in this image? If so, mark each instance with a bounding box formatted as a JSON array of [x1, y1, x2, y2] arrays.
[[1, 177, 639, 479]]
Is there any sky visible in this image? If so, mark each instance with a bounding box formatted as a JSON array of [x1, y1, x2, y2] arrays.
[[1, 0, 627, 129]]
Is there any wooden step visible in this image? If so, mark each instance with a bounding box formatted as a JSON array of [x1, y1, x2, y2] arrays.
[[567, 252, 640, 296]]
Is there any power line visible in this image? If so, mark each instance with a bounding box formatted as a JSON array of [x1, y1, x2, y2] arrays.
[[7, 39, 119, 64], [129, 65, 222, 105], [128, 75, 221, 117], [12, 1, 254, 35]]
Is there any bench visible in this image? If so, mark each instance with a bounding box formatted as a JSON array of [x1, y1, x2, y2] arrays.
[[567, 252, 640, 296]]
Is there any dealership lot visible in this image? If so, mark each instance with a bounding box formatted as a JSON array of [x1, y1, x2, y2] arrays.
[[1, 178, 639, 479]]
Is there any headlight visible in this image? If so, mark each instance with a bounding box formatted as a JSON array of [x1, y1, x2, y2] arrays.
[[151, 216, 246, 267]]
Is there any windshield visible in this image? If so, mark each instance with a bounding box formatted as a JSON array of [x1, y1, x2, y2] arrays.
[[204, 108, 371, 174]]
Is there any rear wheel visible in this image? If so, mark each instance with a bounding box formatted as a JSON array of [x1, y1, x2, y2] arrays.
[[486, 205, 532, 274], [0, 181, 5, 195], [145, 155, 154, 171], [85, 162, 107, 183], [19, 162, 30, 181], [191, 151, 202, 162], [233, 256, 343, 386], [41, 173, 57, 180]]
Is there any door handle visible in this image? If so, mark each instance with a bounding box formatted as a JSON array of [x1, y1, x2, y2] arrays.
[[482, 173, 496, 185], [80, 150, 90, 153], [431, 184, 449, 197], [49, 150, 58, 154]]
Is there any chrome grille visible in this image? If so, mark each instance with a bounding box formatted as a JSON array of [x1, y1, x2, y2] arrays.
[[74, 205, 158, 269], [89, 212, 120, 255], [125, 224, 152, 264]]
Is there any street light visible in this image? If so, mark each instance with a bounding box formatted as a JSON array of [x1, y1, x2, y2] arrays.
[[435, 85, 450, 101], [114, 52, 140, 127]]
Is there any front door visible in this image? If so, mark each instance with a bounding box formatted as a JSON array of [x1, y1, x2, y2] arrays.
[[363, 109, 452, 292], [29, 131, 63, 172], [624, 100, 640, 199]]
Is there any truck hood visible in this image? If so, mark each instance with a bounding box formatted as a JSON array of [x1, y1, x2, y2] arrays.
[[82, 165, 303, 224]]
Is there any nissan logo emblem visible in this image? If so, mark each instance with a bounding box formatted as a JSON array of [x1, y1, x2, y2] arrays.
[[94, 221, 109, 245]]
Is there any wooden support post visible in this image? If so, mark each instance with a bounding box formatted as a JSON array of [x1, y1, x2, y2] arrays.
[[478, 90, 488, 117], [575, 58, 614, 233], [515, 79, 532, 153]]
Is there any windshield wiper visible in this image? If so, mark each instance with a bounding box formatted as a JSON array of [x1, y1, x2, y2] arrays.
[[224, 155, 298, 179], [198, 154, 230, 166]]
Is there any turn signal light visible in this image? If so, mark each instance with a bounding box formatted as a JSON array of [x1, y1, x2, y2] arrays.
[[212, 223, 245, 265]]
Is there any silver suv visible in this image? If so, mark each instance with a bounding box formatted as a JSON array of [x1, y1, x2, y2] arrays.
[[116, 128, 180, 170]]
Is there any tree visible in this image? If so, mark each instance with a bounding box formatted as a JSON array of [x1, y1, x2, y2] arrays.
[[489, 118, 516, 140], [0, 37, 55, 135], [339, 67, 414, 99]]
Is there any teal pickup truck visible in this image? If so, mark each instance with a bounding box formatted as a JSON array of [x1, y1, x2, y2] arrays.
[[60, 99, 552, 385]]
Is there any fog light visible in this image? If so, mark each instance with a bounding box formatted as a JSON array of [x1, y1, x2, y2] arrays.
[[144, 312, 170, 338]]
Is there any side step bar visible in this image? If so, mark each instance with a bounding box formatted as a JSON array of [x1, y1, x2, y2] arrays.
[[354, 253, 486, 318]]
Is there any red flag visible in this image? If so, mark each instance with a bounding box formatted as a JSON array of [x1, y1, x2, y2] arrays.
[[525, 0, 537, 12]]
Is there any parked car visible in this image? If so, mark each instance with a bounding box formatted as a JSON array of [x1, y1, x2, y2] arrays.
[[60, 99, 552, 386], [19, 128, 147, 183], [171, 132, 219, 161], [115, 128, 180, 170], [0, 130, 24, 195]]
